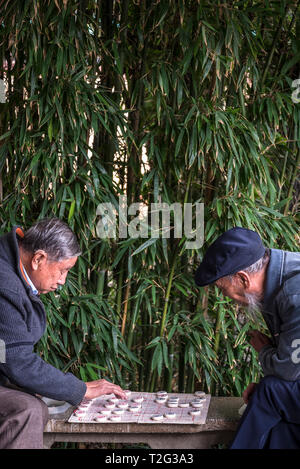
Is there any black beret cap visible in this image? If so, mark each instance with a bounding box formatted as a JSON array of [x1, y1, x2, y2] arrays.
[[194, 227, 265, 287]]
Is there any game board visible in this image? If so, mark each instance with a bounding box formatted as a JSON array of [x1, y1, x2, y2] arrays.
[[68, 391, 211, 425]]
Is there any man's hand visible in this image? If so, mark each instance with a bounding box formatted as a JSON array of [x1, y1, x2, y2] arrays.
[[84, 379, 127, 400], [242, 382, 257, 404], [248, 330, 271, 353]]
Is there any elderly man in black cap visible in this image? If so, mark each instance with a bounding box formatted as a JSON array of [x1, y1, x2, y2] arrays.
[[195, 227, 300, 449]]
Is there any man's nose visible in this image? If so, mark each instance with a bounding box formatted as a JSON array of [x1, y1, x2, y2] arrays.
[[58, 272, 68, 285]]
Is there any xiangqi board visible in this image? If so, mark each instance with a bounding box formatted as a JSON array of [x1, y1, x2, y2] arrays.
[[68, 391, 211, 425]]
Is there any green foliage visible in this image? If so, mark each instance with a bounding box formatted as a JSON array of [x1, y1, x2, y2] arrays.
[[0, 0, 299, 395]]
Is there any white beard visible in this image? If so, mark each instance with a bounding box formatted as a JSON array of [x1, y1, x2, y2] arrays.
[[243, 292, 263, 321]]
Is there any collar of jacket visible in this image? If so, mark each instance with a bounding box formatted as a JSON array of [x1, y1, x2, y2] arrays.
[[12, 226, 42, 302], [262, 248, 284, 315]]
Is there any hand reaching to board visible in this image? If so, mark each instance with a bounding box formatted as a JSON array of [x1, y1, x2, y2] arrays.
[[84, 379, 127, 400]]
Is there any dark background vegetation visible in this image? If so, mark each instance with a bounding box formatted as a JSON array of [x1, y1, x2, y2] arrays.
[[0, 0, 299, 397]]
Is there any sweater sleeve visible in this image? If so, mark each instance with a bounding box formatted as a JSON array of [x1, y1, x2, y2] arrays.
[[0, 292, 86, 406], [259, 291, 300, 380]]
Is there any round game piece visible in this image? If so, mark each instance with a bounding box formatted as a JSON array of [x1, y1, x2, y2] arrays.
[[189, 409, 201, 416], [178, 403, 189, 408], [124, 390, 132, 397], [109, 415, 121, 422], [167, 402, 178, 408], [168, 397, 179, 402], [113, 409, 125, 415], [164, 412, 176, 419], [132, 397, 144, 403], [109, 397, 119, 404], [94, 414, 107, 422], [155, 398, 167, 404], [191, 401, 203, 408], [105, 403, 116, 409], [151, 414, 164, 421], [118, 402, 129, 409], [100, 410, 111, 416], [129, 405, 141, 412], [194, 391, 206, 398], [156, 391, 167, 396]]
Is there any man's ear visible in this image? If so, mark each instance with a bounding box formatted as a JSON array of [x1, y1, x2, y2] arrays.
[[236, 271, 250, 289], [31, 250, 48, 271]]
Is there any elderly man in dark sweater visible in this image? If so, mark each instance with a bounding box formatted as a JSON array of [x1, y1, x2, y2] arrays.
[[195, 227, 300, 449], [0, 218, 126, 449]]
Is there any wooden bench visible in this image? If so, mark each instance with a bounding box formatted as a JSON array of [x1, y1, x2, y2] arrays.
[[43, 396, 243, 449]]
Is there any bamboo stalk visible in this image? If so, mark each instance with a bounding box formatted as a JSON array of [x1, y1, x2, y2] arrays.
[[150, 169, 194, 391], [121, 279, 131, 337], [238, 85, 246, 118], [149, 368, 157, 393], [178, 340, 185, 393], [210, 306, 222, 395], [166, 343, 174, 392], [126, 293, 140, 351], [278, 127, 293, 201], [186, 365, 194, 393], [96, 270, 106, 298], [261, 7, 288, 88], [271, 0, 300, 85], [159, 256, 177, 337], [116, 267, 124, 317], [284, 148, 300, 215]]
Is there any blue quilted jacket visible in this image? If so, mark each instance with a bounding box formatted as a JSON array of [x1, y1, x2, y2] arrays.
[[259, 248, 300, 380]]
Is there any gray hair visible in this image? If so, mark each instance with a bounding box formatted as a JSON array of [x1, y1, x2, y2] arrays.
[[223, 248, 270, 283], [19, 218, 81, 262], [243, 248, 270, 274]]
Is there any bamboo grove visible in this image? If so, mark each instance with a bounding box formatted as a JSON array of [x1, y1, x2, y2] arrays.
[[0, 0, 299, 397]]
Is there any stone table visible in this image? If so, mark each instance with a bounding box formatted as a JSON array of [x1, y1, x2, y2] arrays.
[[43, 396, 243, 449]]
